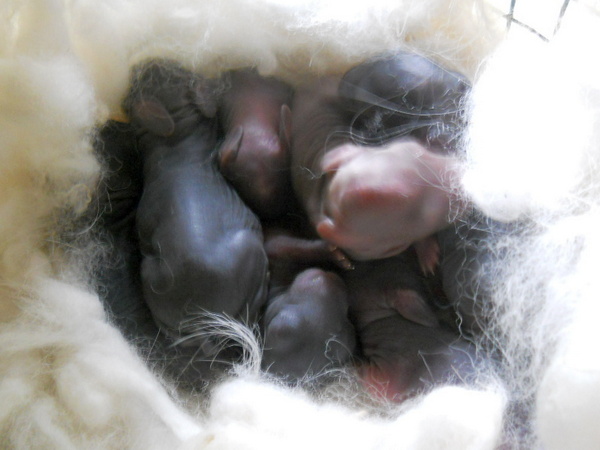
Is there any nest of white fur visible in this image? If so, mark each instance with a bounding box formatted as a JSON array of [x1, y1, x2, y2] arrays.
[[2, 1, 600, 449]]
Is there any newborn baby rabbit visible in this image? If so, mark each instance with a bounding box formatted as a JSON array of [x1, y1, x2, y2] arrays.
[[123, 60, 269, 358], [218, 68, 294, 219]]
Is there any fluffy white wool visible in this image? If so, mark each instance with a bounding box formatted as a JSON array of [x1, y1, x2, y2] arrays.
[[65, 0, 500, 116], [190, 379, 504, 450], [0, 278, 201, 448], [463, 3, 600, 449], [1, 0, 598, 449]]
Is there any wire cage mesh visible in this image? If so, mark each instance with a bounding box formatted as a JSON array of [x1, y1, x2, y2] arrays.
[[489, 0, 572, 40]]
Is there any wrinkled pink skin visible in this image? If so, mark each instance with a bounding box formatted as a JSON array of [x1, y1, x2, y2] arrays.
[[290, 77, 465, 272], [218, 69, 293, 219], [318, 138, 464, 272]]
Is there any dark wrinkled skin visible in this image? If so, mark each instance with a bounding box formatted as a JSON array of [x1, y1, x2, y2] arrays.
[[261, 267, 356, 382], [343, 251, 481, 400], [123, 61, 269, 354], [437, 212, 516, 335], [218, 69, 294, 219], [290, 77, 353, 227], [357, 314, 480, 401], [260, 218, 356, 382], [343, 250, 439, 331], [94, 120, 236, 388], [338, 51, 471, 152], [262, 215, 353, 288]]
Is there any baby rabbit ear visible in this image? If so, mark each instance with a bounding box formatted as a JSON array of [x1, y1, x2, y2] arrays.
[[131, 97, 175, 137], [279, 104, 292, 150], [388, 289, 439, 328]]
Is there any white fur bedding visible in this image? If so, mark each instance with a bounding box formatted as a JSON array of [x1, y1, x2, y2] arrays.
[[1, 0, 599, 448]]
